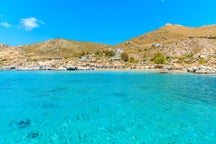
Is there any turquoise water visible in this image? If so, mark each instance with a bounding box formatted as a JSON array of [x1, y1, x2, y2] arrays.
[[0, 71, 216, 144]]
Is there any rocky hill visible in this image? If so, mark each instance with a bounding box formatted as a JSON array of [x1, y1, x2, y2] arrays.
[[115, 23, 216, 51], [112, 23, 216, 65], [1, 24, 216, 69], [0, 38, 109, 67], [21, 38, 110, 59]]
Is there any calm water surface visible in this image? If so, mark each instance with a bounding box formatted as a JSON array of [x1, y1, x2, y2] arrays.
[[0, 71, 216, 144]]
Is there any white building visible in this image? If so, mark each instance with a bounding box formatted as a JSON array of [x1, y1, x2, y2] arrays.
[[113, 48, 123, 53]]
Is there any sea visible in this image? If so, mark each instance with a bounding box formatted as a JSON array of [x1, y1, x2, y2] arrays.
[[0, 71, 216, 144]]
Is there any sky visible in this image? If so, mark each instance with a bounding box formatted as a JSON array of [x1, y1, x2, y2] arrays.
[[0, 0, 216, 46]]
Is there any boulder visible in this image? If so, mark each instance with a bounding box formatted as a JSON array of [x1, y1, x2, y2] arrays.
[[187, 66, 216, 74], [57, 66, 67, 71], [65, 66, 78, 71]]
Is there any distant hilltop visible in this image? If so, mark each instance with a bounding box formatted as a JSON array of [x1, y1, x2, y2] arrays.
[[1, 24, 216, 71]]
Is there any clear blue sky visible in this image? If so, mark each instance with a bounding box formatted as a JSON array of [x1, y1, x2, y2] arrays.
[[0, 0, 216, 46]]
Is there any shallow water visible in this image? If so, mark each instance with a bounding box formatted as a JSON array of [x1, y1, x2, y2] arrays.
[[0, 71, 216, 144]]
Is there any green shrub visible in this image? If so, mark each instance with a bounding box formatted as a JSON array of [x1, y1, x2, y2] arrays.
[[128, 57, 139, 63], [95, 50, 101, 55], [129, 57, 135, 62], [121, 52, 129, 62], [198, 58, 208, 64], [184, 54, 193, 59], [151, 53, 166, 64], [0, 58, 7, 62], [207, 37, 216, 39], [78, 51, 85, 57], [95, 50, 103, 57], [176, 54, 193, 63], [104, 50, 115, 57]]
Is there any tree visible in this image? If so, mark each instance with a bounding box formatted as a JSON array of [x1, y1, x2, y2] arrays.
[[121, 52, 129, 62], [104, 50, 115, 57], [151, 53, 166, 64]]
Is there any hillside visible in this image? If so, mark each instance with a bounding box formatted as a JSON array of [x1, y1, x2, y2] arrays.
[[1, 24, 216, 69], [114, 23, 216, 50], [111, 24, 216, 65], [0, 38, 110, 66], [21, 38, 110, 59]]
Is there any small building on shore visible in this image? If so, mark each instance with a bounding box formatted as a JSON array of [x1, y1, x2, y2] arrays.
[[80, 56, 89, 61], [110, 55, 121, 61], [112, 48, 124, 53]]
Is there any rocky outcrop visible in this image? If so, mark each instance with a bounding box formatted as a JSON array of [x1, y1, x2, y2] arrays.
[[187, 66, 216, 74], [0, 65, 96, 71]]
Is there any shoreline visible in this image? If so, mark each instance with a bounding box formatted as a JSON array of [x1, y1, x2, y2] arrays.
[[95, 68, 188, 73], [0, 65, 215, 74], [0, 67, 195, 74]]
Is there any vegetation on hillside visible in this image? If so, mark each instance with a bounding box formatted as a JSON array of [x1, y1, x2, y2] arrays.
[[151, 53, 166, 64], [104, 50, 115, 57], [22, 38, 109, 59], [2, 24, 216, 66], [120, 52, 129, 62]]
